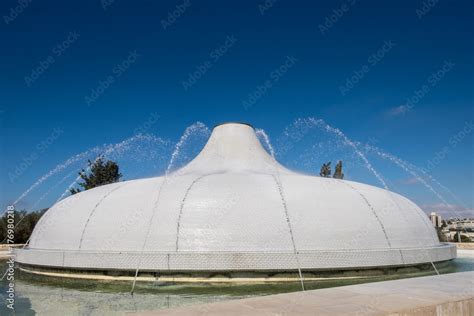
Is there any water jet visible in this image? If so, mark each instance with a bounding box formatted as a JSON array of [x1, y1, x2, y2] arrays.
[[15, 123, 456, 283]]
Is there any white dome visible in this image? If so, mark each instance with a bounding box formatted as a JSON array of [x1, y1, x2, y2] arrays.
[[17, 123, 455, 272]]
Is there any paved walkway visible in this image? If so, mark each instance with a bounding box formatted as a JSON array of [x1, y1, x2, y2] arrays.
[[133, 272, 474, 315]]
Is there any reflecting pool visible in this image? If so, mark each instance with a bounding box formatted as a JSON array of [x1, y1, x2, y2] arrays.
[[1, 250, 472, 315]]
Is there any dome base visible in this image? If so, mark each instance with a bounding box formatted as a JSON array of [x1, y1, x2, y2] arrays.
[[15, 243, 455, 274]]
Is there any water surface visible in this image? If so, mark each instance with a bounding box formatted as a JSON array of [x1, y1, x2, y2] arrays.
[[1, 251, 472, 315]]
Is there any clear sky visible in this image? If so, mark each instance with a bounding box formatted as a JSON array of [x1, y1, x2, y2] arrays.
[[1, 0, 472, 217]]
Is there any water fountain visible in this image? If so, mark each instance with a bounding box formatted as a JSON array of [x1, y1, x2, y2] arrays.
[[14, 122, 456, 284], [3, 120, 471, 315], [1, 133, 171, 245]]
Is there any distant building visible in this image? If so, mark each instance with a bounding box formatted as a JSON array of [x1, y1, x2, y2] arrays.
[[446, 218, 474, 241], [429, 212, 442, 228]]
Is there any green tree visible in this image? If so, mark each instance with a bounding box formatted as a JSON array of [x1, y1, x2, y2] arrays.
[[70, 157, 122, 194], [451, 233, 471, 243], [320, 162, 332, 177], [0, 209, 47, 244], [436, 228, 448, 242], [333, 160, 344, 179]]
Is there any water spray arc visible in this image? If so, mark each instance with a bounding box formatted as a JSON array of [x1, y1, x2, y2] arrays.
[[131, 122, 211, 294], [12, 121, 456, 287], [278, 117, 445, 274], [257, 128, 305, 291]]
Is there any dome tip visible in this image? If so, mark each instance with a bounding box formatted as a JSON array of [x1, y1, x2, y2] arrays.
[[213, 122, 254, 130]]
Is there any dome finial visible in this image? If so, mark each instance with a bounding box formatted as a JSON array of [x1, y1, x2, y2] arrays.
[[213, 122, 254, 129]]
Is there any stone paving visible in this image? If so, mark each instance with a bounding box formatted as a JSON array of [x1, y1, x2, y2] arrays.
[[132, 271, 474, 315]]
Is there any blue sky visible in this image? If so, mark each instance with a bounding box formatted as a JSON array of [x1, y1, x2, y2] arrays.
[[0, 0, 472, 217]]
